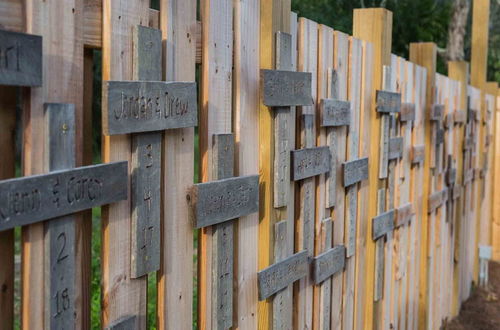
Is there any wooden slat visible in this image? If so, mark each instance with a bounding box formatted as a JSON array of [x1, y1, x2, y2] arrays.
[[21, 1, 86, 328], [233, 2, 260, 326], [101, 0, 149, 327], [198, 0, 233, 329], [492, 90, 500, 260], [0, 86, 16, 330], [158, 0, 196, 328]]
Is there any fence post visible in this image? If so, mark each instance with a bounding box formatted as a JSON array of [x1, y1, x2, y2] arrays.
[[0, 86, 16, 329], [352, 8, 393, 329], [493, 87, 500, 261], [448, 61, 469, 317]]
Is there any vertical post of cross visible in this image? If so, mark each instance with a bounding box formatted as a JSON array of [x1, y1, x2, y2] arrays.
[[43, 103, 77, 329]]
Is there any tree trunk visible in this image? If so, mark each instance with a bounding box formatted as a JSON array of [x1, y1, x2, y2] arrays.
[[446, 0, 471, 61]]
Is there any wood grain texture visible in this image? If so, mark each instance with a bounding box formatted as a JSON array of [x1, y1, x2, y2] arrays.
[[313, 245, 346, 285], [376, 90, 401, 113], [342, 157, 369, 187], [388, 136, 403, 160], [291, 146, 330, 181], [158, 0, 196, 328], [261, 69, 312, 106], [0, 29, 42, 86], [372, 210, 395, 240], [104, 315, 137, 330], [400, 103, 416, 122], [233, 1, 261, 327], [320, 98, 351, 127], [272, 220, 292, 329], [101, 0, 149, 327]]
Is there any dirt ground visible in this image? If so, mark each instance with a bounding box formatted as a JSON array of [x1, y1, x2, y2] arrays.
[[445, 261, 500, 330]]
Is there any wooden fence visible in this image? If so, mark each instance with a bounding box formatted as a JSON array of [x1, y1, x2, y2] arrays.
[[0, 1, 498, 329]]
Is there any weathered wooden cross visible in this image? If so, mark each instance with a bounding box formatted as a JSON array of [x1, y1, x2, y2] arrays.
[[0, 104, 128, 329], [188, 134, 259, 329], [102, 26, 197, 279]]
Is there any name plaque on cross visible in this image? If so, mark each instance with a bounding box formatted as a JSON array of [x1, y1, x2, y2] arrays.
[[342, 157, 369, 187], [0, 162, 128, 231], [376, 90, 401, 113], [411, 145, 425, 164], [189, 175, 259, 229], [0, 29, 42, 87], [388, 137, 404, 160], [319, 98, 351, 127], [372, 209, 395, 241], [257, 250, 308, 300], [103, 81, 198, 135], [261, 69, 313, 107], [400, 103, 416, 122], [428, 188, 448, 213], [291, 146, 331, 181], [312, 245, 346, 285], [430, 104, 444, 121]]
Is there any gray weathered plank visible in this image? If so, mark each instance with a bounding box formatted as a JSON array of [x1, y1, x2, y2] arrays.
[[452, 185, 461, 200], [430, 104, 444, 121], [446, 167, 457, 186], [273, 31, 293, 208], [105, 315, 137, 330], [400, 103, 415, 122], [395, 203, 413, 228], [0, 162, 128, 231], [130, 24, 163, 278], [273, 220, 292, 330], [43, 103, 76, 329], [257, 250, 308, 300], [133, 26, 162, 81], [435, 128, 444, 145], [372, 209, 395, 241], [325, 68, 339, 208], [211, 133, 235, 330], [379, 114, 390, 178], [376, 90, 401, 113], [411, 145, 425, 165], [312, 245, 346, 285], [388, 136, 403, 160], [374, 188, 386, 301], [261, 69, 312, 107], [102, 81, 198, 135], [0, 29, 42, 87], [131, 132, 161, 278], [428, 188, 448, 214], [291, 146, 330, 181], [342, 157, 368, 187], [444, 113, 454, 129], [189, 175, 259, 229], [319, 98, 351, 127]]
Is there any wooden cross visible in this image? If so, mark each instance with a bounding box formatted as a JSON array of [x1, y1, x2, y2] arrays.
[[0, 104, 128, 328], [102, 25, 197, 278], [189, 134, 259, 329]]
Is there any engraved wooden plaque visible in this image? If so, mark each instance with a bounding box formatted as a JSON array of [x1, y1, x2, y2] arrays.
[[388, 137, 403, 160], [430, 104, 444, 121], [395, 203, 413, 228], [312, 245, 346, 285], [319, 98, 351, 127], [291, 146, 331, 181], [103, 81, 198, 135], [342, 157, 369, 187], [261, 69, 313, 107], [257, 250, 308, 300], [411, 145, 425, 164], [376, 90, 401, 113], [0, 29, 42, 86], [0, 162, 128, 231], [400, 103, 415, 121], [189, 175, 259, 229], [372, 209, 395, 241]]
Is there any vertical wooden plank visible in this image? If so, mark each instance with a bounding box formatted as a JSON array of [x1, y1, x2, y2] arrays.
[[130, 25, 162, 279], [342, 36, 362, 330], [492, 90, 500, 261], [22, 1, 85, 328], [295, 17, 317, 330], [198, 0, 233, 329], [470, 0, 489, 90], [409, 42, 436, 330], [101, 0, 149, 328], [0, 86, 16, 330], [43, 103, 76, 330], [258, 0, 291, 328], [448, 61, 468, 316], [353, 9, 393, 329], [353, 40, 373, 330], [330, 30, 348, 330], [158, 0, 196, 328], [272, 220, 292, 329], [315, 23, 334, 330], [233, 0, 260, 328]]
